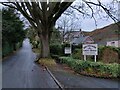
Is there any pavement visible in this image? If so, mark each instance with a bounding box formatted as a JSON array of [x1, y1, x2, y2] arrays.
[[49, 64, 120, 89], [2, 39, 59, 88]]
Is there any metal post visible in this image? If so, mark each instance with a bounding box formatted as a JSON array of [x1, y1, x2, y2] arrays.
[[84, 55, 86, 61]]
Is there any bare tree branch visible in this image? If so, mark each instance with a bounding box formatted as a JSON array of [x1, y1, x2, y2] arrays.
[[84, 0, 119, 22], [1, 3, 17, 9], [70, 6, 89, 15]]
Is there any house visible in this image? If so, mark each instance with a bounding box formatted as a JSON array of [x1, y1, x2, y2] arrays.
[[107, 40, 120, 47], [64, 29, 94, 45], [71, 35, 94, 45], [64, 31, 81, 42]]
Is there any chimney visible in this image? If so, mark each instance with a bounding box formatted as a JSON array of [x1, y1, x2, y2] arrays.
[[79, 29, 81, 32], [80, 29, 85, 37]]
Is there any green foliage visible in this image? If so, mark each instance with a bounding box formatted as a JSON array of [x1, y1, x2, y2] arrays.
[[59, 57, 120, 78], [50, 27, 61, 44], [2, 7, 25, 56], [2, 8, 25, 44], [72, 44, 82, 51], [2, 42, 14, 56], [50, 43, 64, 56], [26, 27, 39, 48], [99, 46, 120, 54], [63, 43, 71, 47], [72, 45, 119, 63], [72, 49, 83, 59]]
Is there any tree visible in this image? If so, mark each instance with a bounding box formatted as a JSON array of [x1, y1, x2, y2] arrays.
[[2, 0, 119, 58], [2, 7, 25, 50], [2, 1, 73, 58], [50, 27, 61, 44], [56, 15, 80, 43], [26, 27, 40, 49]]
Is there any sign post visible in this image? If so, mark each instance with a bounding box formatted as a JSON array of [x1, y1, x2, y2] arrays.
[[95, 55, 96, 62], [84, 55, 86, 61], [83, 44, 98, 62]]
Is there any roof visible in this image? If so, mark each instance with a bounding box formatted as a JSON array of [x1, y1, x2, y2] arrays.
[[64, 31, 81, 39], [71, 35, 94, 45]]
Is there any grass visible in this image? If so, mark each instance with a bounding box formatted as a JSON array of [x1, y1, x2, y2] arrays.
[[38, 58, 56, 67], [32, 48, 56, 67]]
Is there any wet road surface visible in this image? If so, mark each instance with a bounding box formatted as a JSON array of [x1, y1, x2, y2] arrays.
[[2, 39, 59, 88]]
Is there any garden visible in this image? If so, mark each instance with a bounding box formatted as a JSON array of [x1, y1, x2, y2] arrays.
[[30, 36, 120, 78], [51, 44, 120, 78]]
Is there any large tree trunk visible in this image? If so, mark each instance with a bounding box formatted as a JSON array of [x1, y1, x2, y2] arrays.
[[40, 34, 50, 58]]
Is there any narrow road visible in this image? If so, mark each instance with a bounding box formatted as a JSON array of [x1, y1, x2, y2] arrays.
[[2, 39, 59, 88]]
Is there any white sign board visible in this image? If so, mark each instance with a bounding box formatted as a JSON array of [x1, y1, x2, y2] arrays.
[[83, 44, 98, 55], [65, 47, 71, 54]]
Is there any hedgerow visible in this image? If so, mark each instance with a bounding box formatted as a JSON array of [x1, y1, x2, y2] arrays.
[[59, 57, 120, 78]]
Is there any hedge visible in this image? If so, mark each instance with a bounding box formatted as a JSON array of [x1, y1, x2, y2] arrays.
[[50, 43, 82, 57], [2, 42, 14, 57], [59, 57, 120, 78], [2, 41, 23, 57], [71, 46, 119, 63], [50, 43, 64, 56]]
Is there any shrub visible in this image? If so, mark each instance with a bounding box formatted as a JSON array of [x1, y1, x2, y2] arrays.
[[72, 49, 83, 59], [72, 44, 82, 52], [31, 40, 40, 49], [2, 41, 23, 57], [59, 56, 120, 78], [98, 46, 119, 63], [50, 43, 64, 56], [2, 42, 13, 57], [107, 63, 120, 77]]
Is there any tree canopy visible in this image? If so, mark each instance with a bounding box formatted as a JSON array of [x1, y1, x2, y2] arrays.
[[2, 7, 25, 48]]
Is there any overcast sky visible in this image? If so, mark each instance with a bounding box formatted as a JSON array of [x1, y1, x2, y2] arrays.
[[56, 0, 119, 32], [79, 0, 119, 31]]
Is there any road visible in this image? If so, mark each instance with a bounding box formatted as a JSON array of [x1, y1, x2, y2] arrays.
[[2, 39, 59, 88]]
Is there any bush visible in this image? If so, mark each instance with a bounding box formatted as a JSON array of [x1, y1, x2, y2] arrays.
[[72, 45, 119, 63], [98, 46, 119, 63], [50, 43, 64, 56], [2, 41, 23, 57], [31, 40, 40, 49], [59, 56, 120, 78], [72, 49, 83, 59], [2, 42, 13, 57], [51, 55, 61, 63]]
